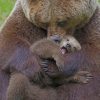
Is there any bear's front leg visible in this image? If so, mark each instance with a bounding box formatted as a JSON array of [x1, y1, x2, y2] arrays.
[[7, 73, 34, 100]]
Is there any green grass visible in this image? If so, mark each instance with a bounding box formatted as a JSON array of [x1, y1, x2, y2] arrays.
[[0, 0, 15, 26]]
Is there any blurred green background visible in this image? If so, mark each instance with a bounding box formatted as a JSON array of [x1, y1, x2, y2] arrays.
[[0, 0, 15, 26], [0, 0, 100, 26]]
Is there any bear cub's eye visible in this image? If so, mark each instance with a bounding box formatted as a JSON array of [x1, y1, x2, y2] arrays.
[[57, 21, 67, 27]]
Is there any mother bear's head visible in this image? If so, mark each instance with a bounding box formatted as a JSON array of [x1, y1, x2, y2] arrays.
[[20, 0, 97, 37]]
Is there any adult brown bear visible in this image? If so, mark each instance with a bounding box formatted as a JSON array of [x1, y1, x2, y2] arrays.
[[0, 0, 100, 100]]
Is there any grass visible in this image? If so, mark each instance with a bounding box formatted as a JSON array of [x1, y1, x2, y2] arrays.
[[0, 0, 15, 26], [0, 0, 100, 26]]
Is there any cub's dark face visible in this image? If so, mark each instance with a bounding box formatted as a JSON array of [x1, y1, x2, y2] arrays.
[[21, 0, 97, 36]]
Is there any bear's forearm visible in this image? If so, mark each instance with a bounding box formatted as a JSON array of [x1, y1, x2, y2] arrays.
[[61, 51, 82, 77], [1, 38, 41, 81]]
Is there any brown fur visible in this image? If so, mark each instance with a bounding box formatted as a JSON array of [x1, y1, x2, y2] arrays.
[[30, 37, 92, 84], [30, 38, 65, 72], [0, 0, 100, 100]]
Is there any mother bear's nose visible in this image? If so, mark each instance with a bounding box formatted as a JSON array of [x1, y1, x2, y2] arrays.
[[49, 35, 62, 43]]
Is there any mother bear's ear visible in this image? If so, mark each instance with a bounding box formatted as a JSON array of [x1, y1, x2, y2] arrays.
[[20, 0, 40, 23], [20, 0, 32, 21]]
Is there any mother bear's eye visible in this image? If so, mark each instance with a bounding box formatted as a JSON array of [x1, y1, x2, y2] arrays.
[[57, 21, 67, 27]]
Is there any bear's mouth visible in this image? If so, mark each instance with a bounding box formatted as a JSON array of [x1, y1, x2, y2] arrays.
[[60, 46, 68, 54]]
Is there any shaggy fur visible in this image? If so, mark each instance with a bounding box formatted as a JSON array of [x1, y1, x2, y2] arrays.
[[0, 0, 100, 100]]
